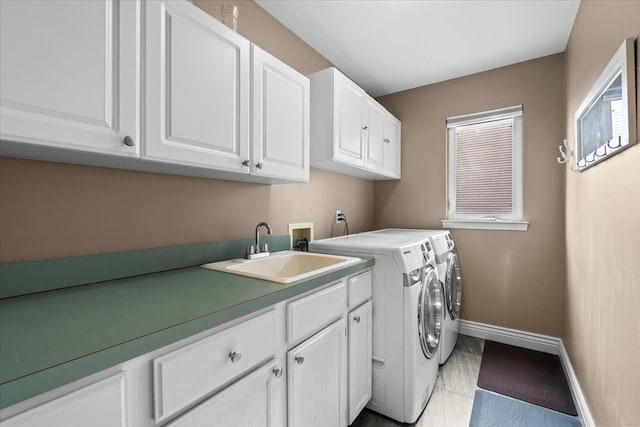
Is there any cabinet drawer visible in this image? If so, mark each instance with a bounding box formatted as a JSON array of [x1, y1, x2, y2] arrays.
[[348, 270, 372, 309], [154, 310, 278, 422], [2, 373, 127, 427], [287, 281, 346, 344]]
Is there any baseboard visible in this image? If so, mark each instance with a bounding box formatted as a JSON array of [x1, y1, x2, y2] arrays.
[[558, 341, 596, 427], [458, 319, 594, 427], [458, 319, 560, 354]]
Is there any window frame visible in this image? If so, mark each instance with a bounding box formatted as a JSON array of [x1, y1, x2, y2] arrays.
[[443, 105, 528, 231]]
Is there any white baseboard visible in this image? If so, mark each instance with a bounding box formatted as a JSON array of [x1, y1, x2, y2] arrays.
[[458, 319, 594, 427]]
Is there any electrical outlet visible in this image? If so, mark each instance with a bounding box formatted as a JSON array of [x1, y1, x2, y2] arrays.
[[335, 210, 342, 224]]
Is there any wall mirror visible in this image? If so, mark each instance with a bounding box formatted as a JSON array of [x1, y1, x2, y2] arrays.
[[574, 37, 637, 171]]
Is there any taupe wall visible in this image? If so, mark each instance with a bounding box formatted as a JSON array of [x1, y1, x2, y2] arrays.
[[564, 2, 640, 426], [0, 0, 374, 263], [374, 54, 566, 337]]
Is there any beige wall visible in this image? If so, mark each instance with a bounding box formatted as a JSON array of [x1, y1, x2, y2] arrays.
[[0, 0, 373, 263], [564, 2, 640, 426], [374, 54, 566, 337]]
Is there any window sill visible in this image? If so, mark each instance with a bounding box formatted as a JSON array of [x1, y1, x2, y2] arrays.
[[441, 219, 529, 231]]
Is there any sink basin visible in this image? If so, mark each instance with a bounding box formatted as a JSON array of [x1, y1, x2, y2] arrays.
[[201, 251, 361, 283]]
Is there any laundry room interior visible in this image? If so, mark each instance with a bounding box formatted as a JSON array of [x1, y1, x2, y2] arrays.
[[0, 1, 638, 426]]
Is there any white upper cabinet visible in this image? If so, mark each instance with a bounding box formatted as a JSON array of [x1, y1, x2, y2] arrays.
[[0, 0, 140, 157], [251, 45, 309, 182], [1, 0, 308, 184], [364, 96, 385, 172], [383, 113, 401, 178], [334, 74, 366, 167], [144, 0, 250, 173], [309, 67, 401, 180]]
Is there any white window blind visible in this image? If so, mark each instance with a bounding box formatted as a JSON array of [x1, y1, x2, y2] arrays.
[[455, 118, 513, 215], [445, 105, 524, 227]]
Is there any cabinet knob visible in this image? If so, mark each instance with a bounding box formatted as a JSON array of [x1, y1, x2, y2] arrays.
[[256, 162, 263, 169], [242, 160, 250, 167], [122, 136, 135, 147], [362, 126, 368, 130], [354, 315, 361, 323], [384, 138, 391, 143], [228, 351, 242, 363], [273, 367, 283, 378], [294, 355, 305, 365]]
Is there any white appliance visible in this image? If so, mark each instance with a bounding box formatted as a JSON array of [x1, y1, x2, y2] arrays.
[[309, 233, 443, 423], [367, 229, 462, 365]]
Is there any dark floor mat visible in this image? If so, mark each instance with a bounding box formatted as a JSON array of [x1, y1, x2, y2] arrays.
[[477, 341, 578, 416]]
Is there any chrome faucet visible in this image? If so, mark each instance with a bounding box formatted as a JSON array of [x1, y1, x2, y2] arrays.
[[245, 222, 272, 259]]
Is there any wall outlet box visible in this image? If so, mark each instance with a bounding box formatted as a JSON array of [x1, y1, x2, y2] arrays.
[[288, 223, 314, 249]]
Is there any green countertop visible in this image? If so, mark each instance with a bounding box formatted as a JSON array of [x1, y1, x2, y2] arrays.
[[0, 254, 373, 409]]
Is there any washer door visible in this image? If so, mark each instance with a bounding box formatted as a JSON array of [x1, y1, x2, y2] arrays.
[[418, 267, 443, 359], [445, 253, 462, 320]]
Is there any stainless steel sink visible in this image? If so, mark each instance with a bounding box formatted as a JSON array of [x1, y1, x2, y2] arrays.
[[201, 251, 361, 283]]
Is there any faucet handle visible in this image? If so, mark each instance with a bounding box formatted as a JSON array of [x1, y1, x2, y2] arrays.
[[260, 243, 269, 253], [245, 244, 256, 258]]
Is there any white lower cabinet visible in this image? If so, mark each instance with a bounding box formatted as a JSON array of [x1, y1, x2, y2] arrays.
[[167, 358, 285, 427], [2, 373, 127, 427], [348, 301, 373, 424], [288, 319, 348, 427], [0, 270, 372, 427]]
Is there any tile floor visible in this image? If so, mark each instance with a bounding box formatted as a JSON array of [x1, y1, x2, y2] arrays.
[[351, 334, 485, 427]]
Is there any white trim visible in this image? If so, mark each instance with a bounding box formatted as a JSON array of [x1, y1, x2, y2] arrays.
[[559, 341, 596, 427], [458, 319, 559, 354], [458, 319, 594, 427], [441, 219, 529, 231], [447, 104, 523, 128]]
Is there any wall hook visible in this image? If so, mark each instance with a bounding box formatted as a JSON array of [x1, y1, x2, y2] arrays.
[[557, 139, 579, 171]]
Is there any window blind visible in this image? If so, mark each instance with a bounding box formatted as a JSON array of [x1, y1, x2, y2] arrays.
[[454, 118, 513, 215]]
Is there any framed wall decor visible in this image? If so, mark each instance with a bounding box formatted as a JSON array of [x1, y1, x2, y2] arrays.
[[574, 37, 637, 171]]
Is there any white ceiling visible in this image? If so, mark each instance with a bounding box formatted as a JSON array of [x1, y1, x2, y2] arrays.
[[256, 0, 580, 97]]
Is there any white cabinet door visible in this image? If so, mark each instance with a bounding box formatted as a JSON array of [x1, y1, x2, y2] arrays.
[[288, 319, 347, 427], [251, 45, 309, 182], [0, 0, 139, 157], [2, 373, 127, 427], [144, 0, 250, 172], [167, 359, 285, 427], [333, 73, 365, 167], [363, 97, 385, 172], [383, 114, 401, 178], [348, 300, 373, 424]]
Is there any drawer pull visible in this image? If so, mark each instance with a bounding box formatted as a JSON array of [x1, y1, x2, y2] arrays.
[[273, 367, 283, 378], [228, 351, 242, 364], [294, 355, 305, 365], [354, 315, 361, 323]]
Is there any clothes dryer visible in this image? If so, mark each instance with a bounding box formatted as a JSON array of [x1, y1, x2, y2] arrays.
[[366, 229, 462, 365], [309, 234, 443, 423]]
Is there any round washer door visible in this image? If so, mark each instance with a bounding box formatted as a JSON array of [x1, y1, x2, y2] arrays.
[[418, 267, 444, 359], [446, 253, 462, 320]]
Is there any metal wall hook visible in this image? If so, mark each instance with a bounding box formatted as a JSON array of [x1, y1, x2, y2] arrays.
[[557, 139, 577, 171]]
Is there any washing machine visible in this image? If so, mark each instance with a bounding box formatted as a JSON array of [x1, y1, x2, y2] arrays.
[[367, 229, 462, 365], [309, 233, 443, 423]]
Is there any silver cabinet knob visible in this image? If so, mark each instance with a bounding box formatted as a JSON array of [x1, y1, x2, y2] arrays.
[[256, 162, 263, 169], [384, 138, 391, 143], [294, 355, 304, 365], [273, 367, 283, 378], [242, 160, 250, 167], [228, 351, 242, 363], [354, 315, 361, 323], [123, 136, 135, 147]]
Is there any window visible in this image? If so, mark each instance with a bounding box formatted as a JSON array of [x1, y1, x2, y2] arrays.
[[443, 105, 528, 231]]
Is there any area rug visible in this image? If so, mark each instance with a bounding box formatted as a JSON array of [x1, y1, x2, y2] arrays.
[[477, 341, 577, 416], [469, 390, 581, 427]]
